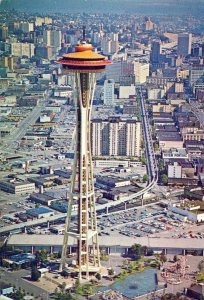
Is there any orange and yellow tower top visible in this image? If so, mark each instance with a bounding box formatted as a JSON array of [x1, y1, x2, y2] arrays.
[[57, 40, 111, 73]]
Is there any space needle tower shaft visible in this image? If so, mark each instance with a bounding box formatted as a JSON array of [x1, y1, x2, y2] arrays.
[[57, 28, 111, 280]]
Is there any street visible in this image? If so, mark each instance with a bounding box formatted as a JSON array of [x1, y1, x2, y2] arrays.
[[0, 268, 49, 299]]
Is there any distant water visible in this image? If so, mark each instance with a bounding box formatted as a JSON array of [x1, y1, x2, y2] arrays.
[[1, 0, 204, 16], [97, 268, 158, 298]]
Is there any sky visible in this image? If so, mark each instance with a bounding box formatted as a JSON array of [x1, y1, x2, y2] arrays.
[[0, 0, 204, 15]]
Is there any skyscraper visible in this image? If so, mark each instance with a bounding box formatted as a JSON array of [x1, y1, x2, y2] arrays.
[[20, 22, 34, 33], [177, 33, 192, 57], [0, 25, 8, 41], [91, 117, 141, 157], [150, 41, 161, 64], [57, 31, 111, 280], [103, 79, 114, 106], [43, 30, 62, 53], [144, 17, 154, 31], [133, 61, 149, 84]]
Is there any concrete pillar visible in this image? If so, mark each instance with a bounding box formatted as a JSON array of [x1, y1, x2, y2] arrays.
[[50, 246, 53, 254], [31, 246, 34, 254], [106, 206, 108, 214], [183, 249, 186, 255], [69, 246, 72, 255], [141, 195, 144, 206], [24, 227, 27, 233], [47, 221, 50, 228], [164, 248, 167, 255], [124, 202, 127, 210], [203, 250, 204, 256]]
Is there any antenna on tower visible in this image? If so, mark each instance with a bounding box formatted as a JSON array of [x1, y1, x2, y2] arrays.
[[83, 25, 86, 42]]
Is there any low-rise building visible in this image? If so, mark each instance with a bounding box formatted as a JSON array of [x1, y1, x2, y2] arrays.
[[162, 148, 188, 163], [93, 160, 142, 168], [157, 131, 183, 150], [0, 179, 35, 194], [169, 201, 204, 222], [184, 186, 204, 201], [96, 176, 130, 189], [168, 178, 199, 186], [30, 193, 56, 206], [182, 129, 204, 142], [26, 207, 54, 219], [50, 200, 78, 213], [28, 174, 59, 188]]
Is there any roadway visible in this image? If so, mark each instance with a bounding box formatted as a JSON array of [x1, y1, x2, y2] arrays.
[[0, 189, 184, 236], [0, 101, 47, 156], [189, 98, 204, 129]]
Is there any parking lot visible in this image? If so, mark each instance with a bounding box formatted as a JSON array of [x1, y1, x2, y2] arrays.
[[97, 204, 204, 241]]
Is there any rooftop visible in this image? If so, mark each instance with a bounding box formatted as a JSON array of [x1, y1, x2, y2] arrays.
[[7, 234, 204, 250], [26, 207, 52, 216], [157, 131, 182, 141]]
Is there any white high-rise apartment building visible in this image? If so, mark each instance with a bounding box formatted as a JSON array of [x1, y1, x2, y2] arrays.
[[51, 30, 62, 51], [103, 79, 114, 106], [101, 37, 111, 54], [105, 61, 134, 83], [91, 117, 141, 157], [35, 17, 52, 26], [189, 66, 204, 86], [11, 42, 35, 58], [177, 33, 192, 57], [133, 61, 149, 84], [20, 22, 34, 33], [101, 33, 119, 55], [43, 30, 61, 52], [43, 30, 52, 46]]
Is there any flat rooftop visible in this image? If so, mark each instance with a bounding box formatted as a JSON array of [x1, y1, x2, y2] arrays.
[[157, 131, 182, 141], [7, 234, 204, 250]]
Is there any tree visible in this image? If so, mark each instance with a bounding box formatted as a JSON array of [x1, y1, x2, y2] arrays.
[[11, 263, 20, 271], [75, 278, 80, 289], [160, 252, 167, 265], [131, 244, 148, 258], [108, 268, 114, 276], [158, 159, 164, 171], [35, 249, 48, 264], [154, 143, 159, 151], [160, 174, 168, 185], [141, 155, 146, 165], [122, 259, 129, 268], [51, 291, 75, 300], [198, 260, 204, 273], [10, 288, 26, 300], [143, 174, 148, 183], [60, 282, 66, 292], [95, 273, 102, 281], [173, 255, 178, 263], [31, 265, 41, 281]]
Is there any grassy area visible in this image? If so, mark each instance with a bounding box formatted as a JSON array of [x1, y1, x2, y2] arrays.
[[196, 273, 204, 282], [100, 254, 109, 261], [75, 283, 94, 297]]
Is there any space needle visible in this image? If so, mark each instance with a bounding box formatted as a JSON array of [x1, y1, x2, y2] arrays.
[[57, 28, 111, 280]]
